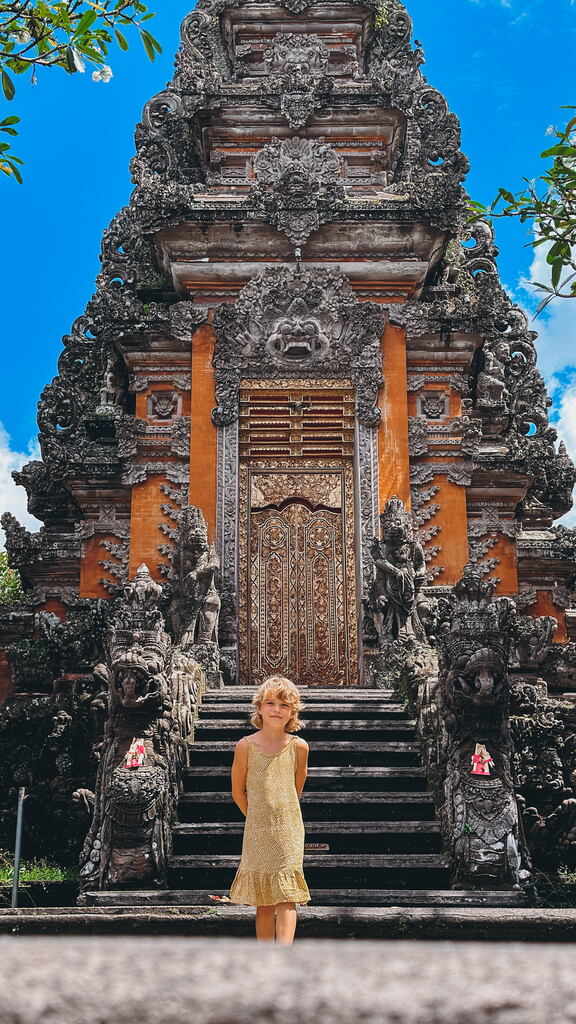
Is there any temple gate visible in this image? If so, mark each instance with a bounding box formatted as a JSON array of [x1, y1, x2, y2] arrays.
[[3, 0, 576, 903]]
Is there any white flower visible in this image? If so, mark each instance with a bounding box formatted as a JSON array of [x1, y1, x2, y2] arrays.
[[92, 65, 113, 83]]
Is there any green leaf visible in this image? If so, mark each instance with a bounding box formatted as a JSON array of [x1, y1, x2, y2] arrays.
[[541, 144, 571, 158], [59, 6, 72, 34], [74, 9, 98, 36], [534, 293, 555, 317], [141, 28, 162, 56], [1, 69, 15, 101], [140, 28, 156, 60], [115, 28, 129, 51], [64, 45, 86, 73], [551, 260, 562, 289]]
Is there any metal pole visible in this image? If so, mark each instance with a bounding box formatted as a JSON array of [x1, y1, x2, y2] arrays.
[[11, 787, 25, 909]]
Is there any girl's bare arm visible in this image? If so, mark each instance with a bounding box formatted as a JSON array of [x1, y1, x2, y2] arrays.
[[295, 738, 309, 798], [231, 736, 249, 816]]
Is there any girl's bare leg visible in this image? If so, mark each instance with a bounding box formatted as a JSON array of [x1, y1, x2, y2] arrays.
[[255, 905, 276, 941], [275, 902, 297, 946]]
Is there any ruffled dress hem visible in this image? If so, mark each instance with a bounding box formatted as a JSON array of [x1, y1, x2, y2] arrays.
[[229, 867, 311, 907]]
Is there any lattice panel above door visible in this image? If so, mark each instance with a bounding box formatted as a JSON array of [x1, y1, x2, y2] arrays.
[[239, 384, 355, 461]]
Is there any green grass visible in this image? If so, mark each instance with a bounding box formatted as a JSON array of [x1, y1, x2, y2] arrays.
[[0, 851, 78, 884]]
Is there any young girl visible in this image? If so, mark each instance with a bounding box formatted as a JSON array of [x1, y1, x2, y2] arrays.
[[227, 676, 310, 945]]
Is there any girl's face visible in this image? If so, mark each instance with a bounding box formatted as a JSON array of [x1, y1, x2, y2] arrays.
[[258, 692, 292, 728]]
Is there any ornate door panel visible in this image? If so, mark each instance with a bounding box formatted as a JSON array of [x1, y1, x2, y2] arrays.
[[239, 466, 358, 687]]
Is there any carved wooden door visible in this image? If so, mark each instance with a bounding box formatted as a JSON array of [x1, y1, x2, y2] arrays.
[[240, 467, 358, 687]]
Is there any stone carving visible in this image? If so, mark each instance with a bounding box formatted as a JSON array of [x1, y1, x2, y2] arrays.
[[79, 565, 206, 889], [437, 568, 528, 884], [263, 33, 329, 128], [408, 418, 429, 457], [168, 507, 221, 648], [523, 799, 576, 868], [99, 537, 129, 593], [510, 681, 576, 869], [410, 474, 444, 583], [212, 265, 385, 426], [476, 340, 510, 414], [370, 497, 427, 645], [251, 136, 345, 245], [356, 421, 381, 600], [417, 391, 449, 420], [177, 9, 230, 89], [446, 462, 473, 487], [148, 392, 179, 421], [516, 584, 539, 612], [265, 32, 328, 83], [166, 507, 223, 689], [467, 505, 519, 577]]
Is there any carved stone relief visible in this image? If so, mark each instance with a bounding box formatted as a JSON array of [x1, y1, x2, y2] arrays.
[[417, 391, 450, 420], [410, 468, 444, 583], [357, 422, 380, 600], [251, 136, 345, 245], [212, 265, 386, 427], [147, 392, 181, 421], [467, 504, 519, 578], [263, 33, 330, 128]]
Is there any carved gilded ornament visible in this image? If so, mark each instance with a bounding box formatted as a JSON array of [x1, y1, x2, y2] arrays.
[[238, 463, 358, 687]]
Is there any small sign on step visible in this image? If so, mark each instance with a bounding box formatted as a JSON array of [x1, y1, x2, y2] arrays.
[[305, 843, 329, 851]]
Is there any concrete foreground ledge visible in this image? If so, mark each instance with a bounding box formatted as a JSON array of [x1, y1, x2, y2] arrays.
[[1, 938, 576, 1024], [1, 904, 576, 940]]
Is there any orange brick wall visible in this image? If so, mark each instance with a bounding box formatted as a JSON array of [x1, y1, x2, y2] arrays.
[[424, 475, 469, 585], [489, 535, 519, 596], [189, 324, 218, 541], [128, 474, 170, 580], [80, 534, 122, 598], [378, 324, 410, 509]]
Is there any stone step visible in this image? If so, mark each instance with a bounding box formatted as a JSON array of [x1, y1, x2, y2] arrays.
[[194, 719, 417, 739], [201, 689, 395, 702], [194, 716, 414, 733], [172, 821, 442, 855], [177, 790, 437, 822], [198, 703, 409, 718], [188, 741, 421, 767], [83, 888, 531, 909], [182, 766, 429, 792], [174, 821, 441, 836], [5, 904, 567, 940], [167, 853, 450, 889]]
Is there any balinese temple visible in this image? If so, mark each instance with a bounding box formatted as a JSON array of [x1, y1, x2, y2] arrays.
[[2, 0, 576, 907]]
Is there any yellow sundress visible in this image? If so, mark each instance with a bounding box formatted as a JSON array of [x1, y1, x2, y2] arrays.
[[229, 735, 311, 906]]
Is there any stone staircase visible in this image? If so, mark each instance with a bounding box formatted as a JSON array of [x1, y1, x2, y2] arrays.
[[85, 686, 529, 918]]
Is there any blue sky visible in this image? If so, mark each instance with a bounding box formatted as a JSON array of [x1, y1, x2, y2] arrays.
[[1, 0, 576, 536]]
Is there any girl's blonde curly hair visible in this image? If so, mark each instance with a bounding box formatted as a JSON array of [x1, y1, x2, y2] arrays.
[[250, 676, 305, 733]]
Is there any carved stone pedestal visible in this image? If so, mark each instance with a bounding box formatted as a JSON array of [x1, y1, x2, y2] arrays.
[[190, 641, 223, 690]]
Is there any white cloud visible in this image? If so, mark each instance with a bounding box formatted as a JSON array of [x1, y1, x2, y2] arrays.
[[555, 386, 576, 527], [521, 244, 576, 382], [0, 422, 42, 547], [519, 246, 576, 526]]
